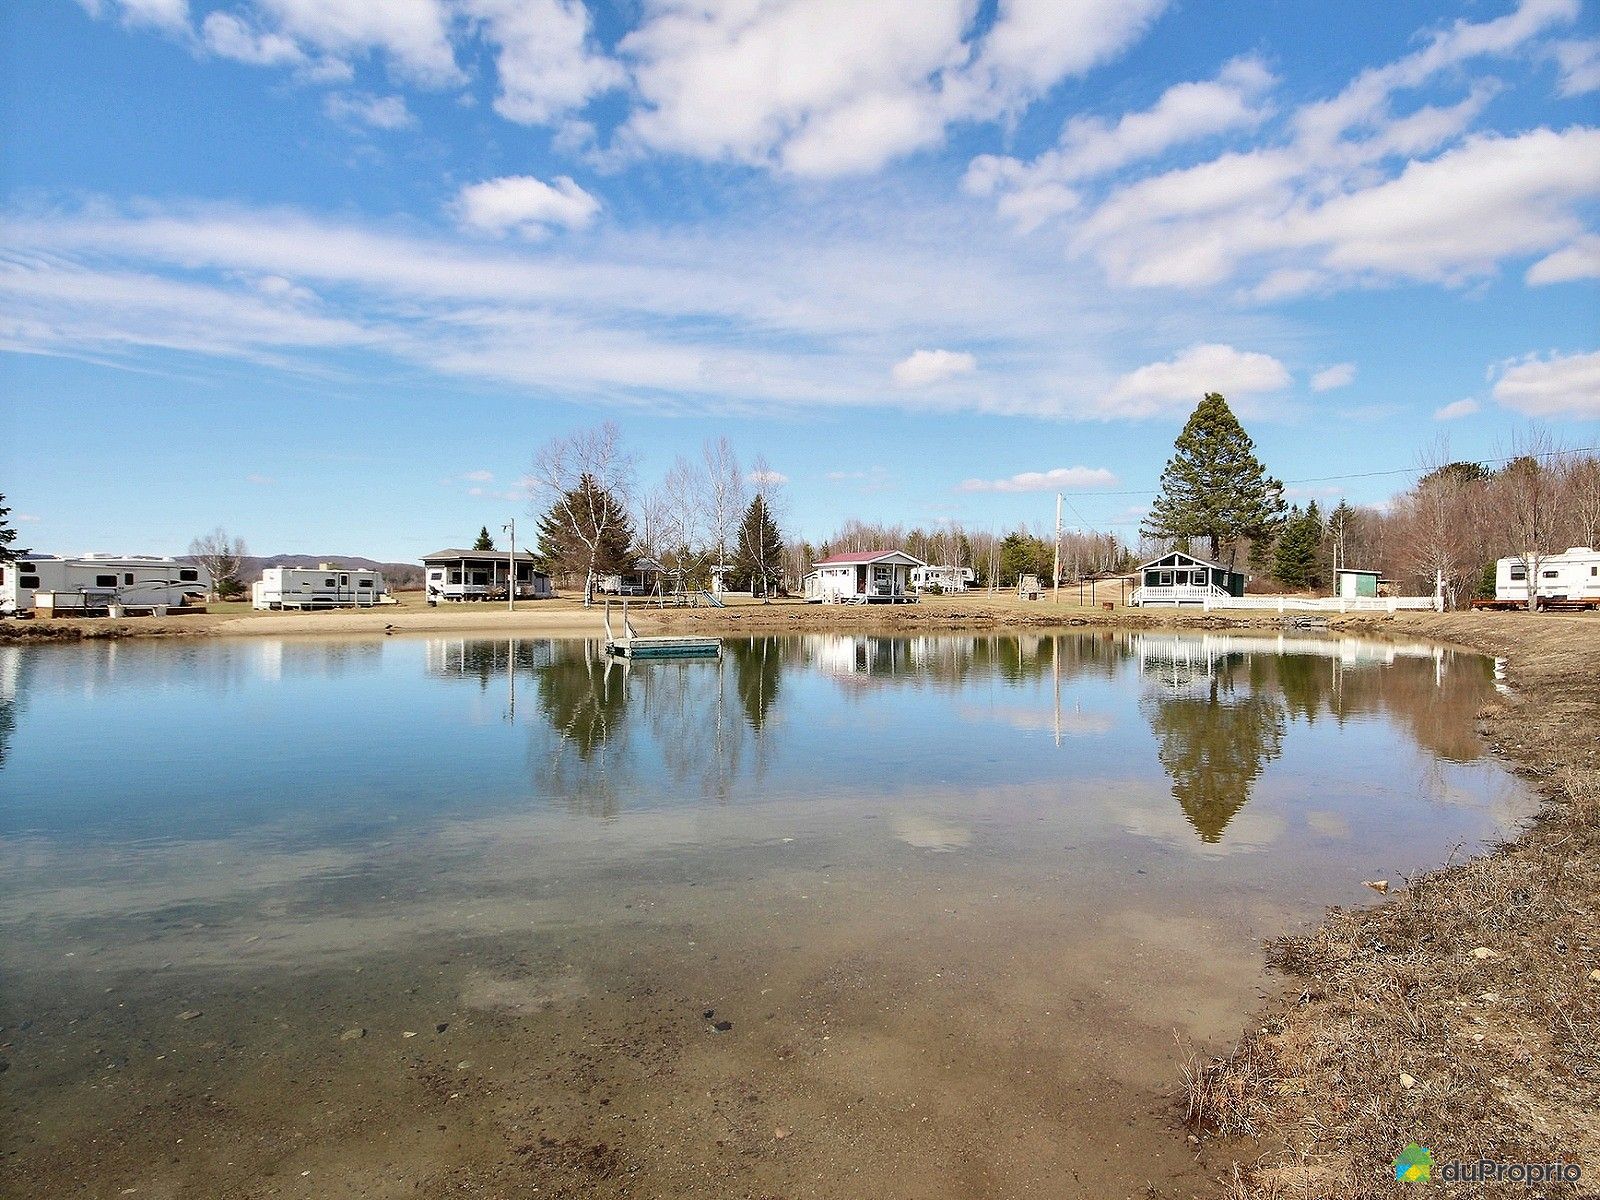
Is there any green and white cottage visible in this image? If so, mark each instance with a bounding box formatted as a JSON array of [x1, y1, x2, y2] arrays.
[[1130, 551, 1247, 607]]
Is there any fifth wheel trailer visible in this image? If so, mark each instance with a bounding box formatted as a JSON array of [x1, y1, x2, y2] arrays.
[[0, 554, 210, 616]]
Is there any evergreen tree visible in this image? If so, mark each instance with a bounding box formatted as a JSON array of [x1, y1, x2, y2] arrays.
[[473, 525, 495, 551], [0, 493, 27, 564], [1273, 504, 1322, 590], [732, 494, 785, 597], [1142, 393, 1285, 567], [535, 473, 635, 600]]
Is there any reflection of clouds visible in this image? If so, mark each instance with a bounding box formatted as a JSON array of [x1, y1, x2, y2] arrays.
[[1098, 778, 1287, 857], [890, 813, 972, 852], [956, 702, 1115, 737], [1305, 810, 1351, 839]]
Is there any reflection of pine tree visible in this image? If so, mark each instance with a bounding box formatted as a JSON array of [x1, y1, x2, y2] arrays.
[[1145, 675, 1286, 843], [729, 637, 782, 731], [1273, 654, 1332, 724]]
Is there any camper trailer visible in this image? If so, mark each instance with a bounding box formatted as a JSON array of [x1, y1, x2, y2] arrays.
[[0, 554, 210, 616], [252, 565, 390, 610], [1494, 548, 1600, 609], [910, 565, 974, 593]]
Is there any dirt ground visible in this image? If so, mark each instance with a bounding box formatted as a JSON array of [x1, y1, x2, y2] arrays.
[[1184, 612, 1600, 1198]]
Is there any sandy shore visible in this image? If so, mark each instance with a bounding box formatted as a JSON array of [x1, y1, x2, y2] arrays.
[[6, 590, 1567, 643]]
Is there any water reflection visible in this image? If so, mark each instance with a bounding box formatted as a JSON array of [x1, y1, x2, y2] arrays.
[[0, 631, 1503, 855]]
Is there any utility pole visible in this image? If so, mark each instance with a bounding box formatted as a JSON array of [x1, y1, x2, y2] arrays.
[[503, 518, 516, 612], [1052, 493, 1063, 606]]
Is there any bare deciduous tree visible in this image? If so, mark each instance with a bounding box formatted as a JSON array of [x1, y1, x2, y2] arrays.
[[529, 422, 635, 605], [188, 527, 249, 599], [1492, 430, 1563, 611], [698, 437, 747, 574]]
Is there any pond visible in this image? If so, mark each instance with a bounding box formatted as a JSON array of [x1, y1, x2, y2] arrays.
[[0, 631, 1530, 1199]]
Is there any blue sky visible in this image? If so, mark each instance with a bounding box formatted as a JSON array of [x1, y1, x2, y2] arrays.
[[2, 0, 1597, 562]]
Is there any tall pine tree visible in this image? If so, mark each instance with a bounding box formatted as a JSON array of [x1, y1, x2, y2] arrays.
[[0, 493, 27, 564], [1273, 503, 1323, 590], [732, 494, 785, 597], [473, 525, 495, 551], [535, 473, 634, 602], [1142, 393, 1284, 567]]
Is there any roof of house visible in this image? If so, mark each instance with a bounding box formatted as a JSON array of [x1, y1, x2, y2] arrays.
[[421, 549, 547, 569], [1138, 550, 1237, 573], [812, 549, 926, 567]]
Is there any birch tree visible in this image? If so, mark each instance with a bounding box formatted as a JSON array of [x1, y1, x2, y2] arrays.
[[529, 422, 635, 605]]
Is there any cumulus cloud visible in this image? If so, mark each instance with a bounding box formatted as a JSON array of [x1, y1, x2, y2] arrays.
[[1310, 362, 1356, 391], [1549, 37, 1599, 95], [1094, 343, 1291, 418], [201, 11, 304, 65], [620, 0, 1168, 176], [1491, 349, 1600, 418], [453, 176, 600, 237], [1433, 398, 1480, 420], [324, 92, 414, 130], [891, 349, 976, 387], [245, 472, 277, 484], [462, 0, 623, 125], [958, 466, 1118, 493], [1526, 234, 1600, 284], [748, 468, 789, 485]]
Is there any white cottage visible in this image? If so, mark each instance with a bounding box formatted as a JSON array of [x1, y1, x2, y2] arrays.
[[422, 550, 553, 604], [803, 550, 924, 603], [1129, 551, 1247, 607]]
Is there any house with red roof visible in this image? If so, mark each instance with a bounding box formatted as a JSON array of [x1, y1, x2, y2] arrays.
[[803, 549, 925, 604]]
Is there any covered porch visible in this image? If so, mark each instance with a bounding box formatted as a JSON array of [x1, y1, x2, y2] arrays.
[[422, 550, 552, 604], [1129, 551, 1246, 607]]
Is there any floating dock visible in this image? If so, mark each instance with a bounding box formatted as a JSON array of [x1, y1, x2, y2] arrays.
[[603, 601, 721, 658]]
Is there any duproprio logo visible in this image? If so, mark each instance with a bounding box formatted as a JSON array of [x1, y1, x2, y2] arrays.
[[1394, 1144, 1433, 1182]]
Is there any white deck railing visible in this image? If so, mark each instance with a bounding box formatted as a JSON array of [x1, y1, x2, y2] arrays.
[[1131, 586, 1440, 613]]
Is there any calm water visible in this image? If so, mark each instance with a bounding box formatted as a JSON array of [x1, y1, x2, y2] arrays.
[[0, 632, 1530, 1199]]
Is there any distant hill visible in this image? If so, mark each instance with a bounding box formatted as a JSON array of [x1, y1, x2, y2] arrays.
[[179, 554, 426, 589]]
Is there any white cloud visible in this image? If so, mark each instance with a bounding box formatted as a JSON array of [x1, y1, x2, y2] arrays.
[[971, 2, 1594, 296], [1491, 349, 1600, 418], [891, 348, 977, 388], [1550, 38, 1600, 95], [966, 56, 1274, 231], [1310, 362, 1356, 392], [201, 11, 303, 65], [453, 176, 600, 237], [324, 92, 415, 130], [461, 469, 494, 482], [15, 513, 42, 523], [1094, 343, 1290, 418], [748, 468, 789, 485], [245, 472, 277, 484], [1526, 234, 1600, 284], [620, 0, 1167, 176], [462, 0, 624, 126], [78, 0, 189, 33], [958, 466, 1118, 493], [1433, 398, 1480, 420], [0, 196, 1280, 419], [256, 0, 460, 85]]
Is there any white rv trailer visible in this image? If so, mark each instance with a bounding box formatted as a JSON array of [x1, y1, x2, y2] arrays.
[[1494, 547, 1600, 609], [252, 564, 390, 610], [0, 554, 210, 616], [909, 565, 974, 593]]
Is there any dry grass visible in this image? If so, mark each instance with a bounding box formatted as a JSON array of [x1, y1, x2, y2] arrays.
[[1189, 614, 1600, 1199]]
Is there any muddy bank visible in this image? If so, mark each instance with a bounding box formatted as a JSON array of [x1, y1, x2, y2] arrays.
[[1189, 612, 1600, 1197]]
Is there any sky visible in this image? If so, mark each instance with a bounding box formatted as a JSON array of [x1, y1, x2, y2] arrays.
[[1, 0, 1597, 563]]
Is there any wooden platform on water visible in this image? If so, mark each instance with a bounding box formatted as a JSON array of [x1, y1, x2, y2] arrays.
[[602, 601, 721, 659]]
